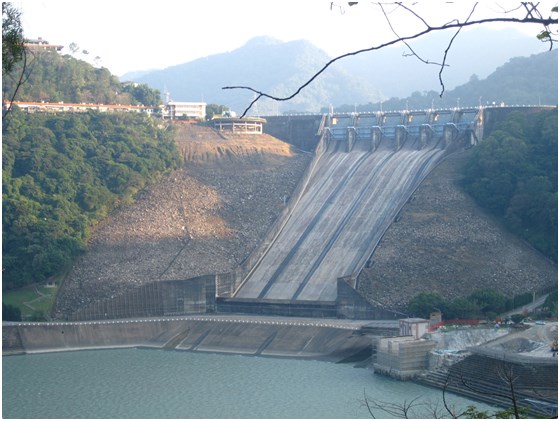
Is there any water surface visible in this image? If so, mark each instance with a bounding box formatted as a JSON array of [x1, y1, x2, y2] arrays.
[[3, 348, 494, 418]]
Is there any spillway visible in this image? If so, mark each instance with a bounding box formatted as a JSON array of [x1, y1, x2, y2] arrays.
[[233, 134, 447, 303]]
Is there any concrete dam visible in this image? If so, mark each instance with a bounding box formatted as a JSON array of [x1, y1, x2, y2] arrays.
[[55, 108, 484, 322], [220, 109, 482, 316]]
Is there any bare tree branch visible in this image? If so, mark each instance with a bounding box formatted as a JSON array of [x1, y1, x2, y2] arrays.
[[379, 3, 449, 67], [437, 3, 477, 97], [223, 3, 558, 117], [2, 47, 34, 123]]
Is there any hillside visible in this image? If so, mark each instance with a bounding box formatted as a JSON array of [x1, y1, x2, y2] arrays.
[[128, 29, 552, 113], [2, 48, 160, 106], [357, 150, 557, 313], [335, 49, 558, 112], [338, 27, 553, 99]]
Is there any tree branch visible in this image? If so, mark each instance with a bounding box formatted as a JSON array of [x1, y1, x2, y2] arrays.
[[223, 9, 558, 117]]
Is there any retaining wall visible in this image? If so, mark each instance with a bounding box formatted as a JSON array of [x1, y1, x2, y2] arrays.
[[2, 318, 373, 362]]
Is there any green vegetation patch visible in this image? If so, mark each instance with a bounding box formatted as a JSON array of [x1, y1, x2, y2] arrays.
[[3, 110, 181, 291], [3, 285, 58, 320], [461, 109, 558, 260]]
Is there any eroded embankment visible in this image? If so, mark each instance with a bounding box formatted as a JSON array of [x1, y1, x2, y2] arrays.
[[2, 317, 372, 362]]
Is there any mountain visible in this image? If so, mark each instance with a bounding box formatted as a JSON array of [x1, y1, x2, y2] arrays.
[[128, 36, 383, 114], [338, 27, 554, 99], [334, 49, 558, 112], [127, 29, 551, 113]]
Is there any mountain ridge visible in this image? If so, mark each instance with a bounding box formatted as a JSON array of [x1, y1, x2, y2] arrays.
[[125, 27, 552, 113]]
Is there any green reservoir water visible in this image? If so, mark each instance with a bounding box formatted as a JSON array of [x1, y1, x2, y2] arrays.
[[3, 348, 495, 418]]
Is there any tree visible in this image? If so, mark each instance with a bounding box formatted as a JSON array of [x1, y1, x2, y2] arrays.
[[223, 2, 558, 116], [68, 42, 79, 55], [408, 292, 445, 318], [2, 2, 28, 121], [2, 303, 21, 321], [2, 2, 24, 74]]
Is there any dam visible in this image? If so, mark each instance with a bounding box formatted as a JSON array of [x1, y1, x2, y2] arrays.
[[45, 107, 489, 322], [220, 108, 482, 316]]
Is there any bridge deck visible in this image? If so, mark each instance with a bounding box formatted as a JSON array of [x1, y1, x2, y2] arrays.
[[234, 136, 446, 302]]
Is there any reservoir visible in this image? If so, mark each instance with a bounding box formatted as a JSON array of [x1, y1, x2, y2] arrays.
[[3, 348, 496, 418]]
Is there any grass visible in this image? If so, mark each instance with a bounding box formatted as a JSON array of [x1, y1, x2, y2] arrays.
[[3, 284, 58, 320]]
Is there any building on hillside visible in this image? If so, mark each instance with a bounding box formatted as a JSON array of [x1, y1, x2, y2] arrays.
[[24, 37, 63, 51], [4, 101, 154, 114], [212, 117, 266, 134], [164, 101, 206, 120]]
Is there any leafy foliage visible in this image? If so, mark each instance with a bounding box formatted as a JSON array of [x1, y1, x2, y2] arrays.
[[407, 288, 540, 320], [2, 48, 161, 106], [2, 303, 22, 321], [461, 110, 558, 260], [2, 109, 180, 290], [2, 2, 25, 75]]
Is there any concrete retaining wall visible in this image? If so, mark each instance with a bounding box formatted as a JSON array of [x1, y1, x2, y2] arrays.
[[263, 115, 323, 151], [3, 318, 372, 362]]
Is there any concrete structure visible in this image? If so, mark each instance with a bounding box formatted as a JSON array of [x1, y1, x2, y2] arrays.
[[212, 117, 266, 134], [55, 105, 554, 323], [373, 336, 437, 380], [2, 316, 388, 362], [418, 350, 557, 417], [399, 318, 430, 339], [165, 101, 206, 120], [228, 109, 467, 312]]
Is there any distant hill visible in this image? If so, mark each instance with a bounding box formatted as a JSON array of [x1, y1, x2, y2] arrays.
[[127, 28, 551, 113], [338, 27, 554, 99], [128, 36, 383, 114], [335, 49, 558, 112]]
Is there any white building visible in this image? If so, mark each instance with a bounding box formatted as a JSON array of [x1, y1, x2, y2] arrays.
[[165, 101, 206, 120]]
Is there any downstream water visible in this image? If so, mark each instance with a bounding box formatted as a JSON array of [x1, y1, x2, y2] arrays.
[[3, 348, 495, 418]]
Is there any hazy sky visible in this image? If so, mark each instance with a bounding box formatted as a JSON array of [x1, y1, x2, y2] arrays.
[[17, 0, 555, 76]]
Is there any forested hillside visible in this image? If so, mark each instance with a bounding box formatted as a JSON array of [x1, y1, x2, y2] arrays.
[[2, 110, 180, 290], [334, 49, 558, 112], [462, 110, 558, 260], [2, 48, 161, 106]]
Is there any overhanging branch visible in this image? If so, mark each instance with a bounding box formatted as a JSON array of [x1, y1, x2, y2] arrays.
[[223, 13, 557, 117]]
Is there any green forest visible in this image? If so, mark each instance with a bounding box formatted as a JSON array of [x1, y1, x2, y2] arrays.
[[2, 109, 180, 290], [2, 48, 161, 106], [461, 110, 558, 260]]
